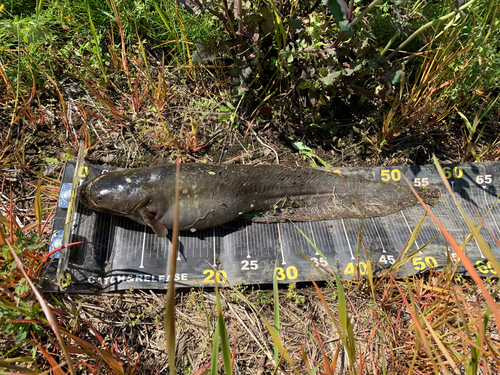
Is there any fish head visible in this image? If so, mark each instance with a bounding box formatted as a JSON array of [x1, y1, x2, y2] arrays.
[[80, 170, 151, 216]]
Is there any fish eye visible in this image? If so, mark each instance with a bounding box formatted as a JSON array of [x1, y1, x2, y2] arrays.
[[97, 194, 102, 201]]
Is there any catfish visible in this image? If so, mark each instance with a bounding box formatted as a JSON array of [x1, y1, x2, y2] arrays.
[[80, 164, 440, 237]]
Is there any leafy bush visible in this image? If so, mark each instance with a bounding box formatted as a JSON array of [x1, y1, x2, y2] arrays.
[[189, 2, 427, 98], [190, 0, 499, 144]]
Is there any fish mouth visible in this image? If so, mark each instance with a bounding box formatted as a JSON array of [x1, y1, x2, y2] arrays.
[[79, 181, 96, 208]]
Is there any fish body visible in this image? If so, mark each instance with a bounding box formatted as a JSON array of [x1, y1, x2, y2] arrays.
[[80, 164, 440, 237]]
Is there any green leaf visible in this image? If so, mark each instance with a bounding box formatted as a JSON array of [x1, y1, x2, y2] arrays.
[[279, 49, 294, 63], [26, 242, 46, 250], [389, 69, 405, 84], [297, 80, 312, 90], [292, 142, 309, 152], [319, 71, 341, 86], [313, 42, 326, 49], [210, 320, 220, 375], [44, 157, 60, 164], [324, 0, 353, 36], [457, 111, 473, 136], [288, 18, 303, 33]]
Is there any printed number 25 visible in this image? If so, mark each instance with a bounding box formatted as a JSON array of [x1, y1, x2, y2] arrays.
[[241, 260, 258, 270]]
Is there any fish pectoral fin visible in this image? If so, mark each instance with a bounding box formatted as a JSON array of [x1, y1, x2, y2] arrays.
[[141, 209, 168, 238]]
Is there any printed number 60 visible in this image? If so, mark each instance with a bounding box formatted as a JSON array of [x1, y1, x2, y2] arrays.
[[442, 166, 463, 179]]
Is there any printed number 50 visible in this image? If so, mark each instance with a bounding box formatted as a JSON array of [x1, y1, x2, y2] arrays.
[[412, 256, 437, 271], [381, 169, 401, 182]]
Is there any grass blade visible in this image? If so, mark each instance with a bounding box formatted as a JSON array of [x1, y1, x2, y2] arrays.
[[273, 256, 280, 365], [214, 276, 232, 375], [210, 319, 220, 375], [0, 226, 76, 375], [87, 5, 107, 83], [309, 311, 333, 375], [403, 162, 500, 331], [227, 286, 300, 374], [164, 157, 181, 375], [35, 159, 44, 236], [433, 156, 500, 276]]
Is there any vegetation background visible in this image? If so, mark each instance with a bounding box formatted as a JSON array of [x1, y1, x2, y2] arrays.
[[0, 0, 499, 373]]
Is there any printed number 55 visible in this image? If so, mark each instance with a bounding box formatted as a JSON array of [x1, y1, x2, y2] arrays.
[[414, 178, 429, 187]]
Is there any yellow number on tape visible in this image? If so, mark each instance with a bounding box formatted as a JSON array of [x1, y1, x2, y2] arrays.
[[443, 166, 463, 179], [381, 169, 401, 182], [344, 262, 367, 275], [412, 256, 437, 271], [78, 166, 89, 177], [202, 269, 227, 283], [275, 266, 298, 281], [476, 260, 497, 275]]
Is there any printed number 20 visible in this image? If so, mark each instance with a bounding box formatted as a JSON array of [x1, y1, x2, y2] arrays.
[[203, 270, 227, 283]]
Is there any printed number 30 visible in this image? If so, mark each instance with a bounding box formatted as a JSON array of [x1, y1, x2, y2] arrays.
[[275, 266, 298, 281]]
